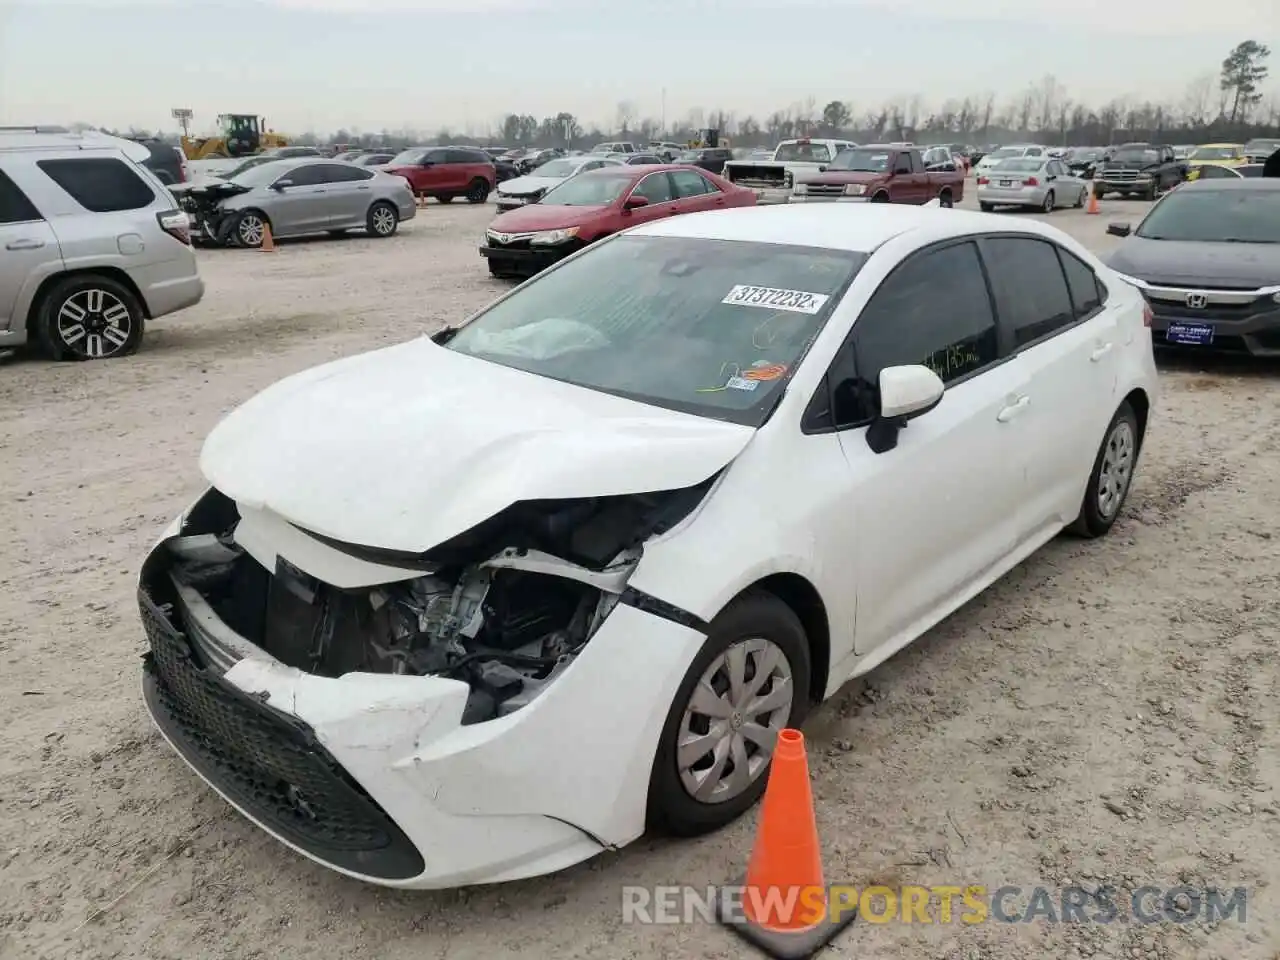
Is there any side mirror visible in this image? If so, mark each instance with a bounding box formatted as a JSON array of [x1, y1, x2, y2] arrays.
[[866, 364, 945, 454], [271, 179, 293, 190], [1106, 222, 1132, 237], [624, 194, 650, 209]]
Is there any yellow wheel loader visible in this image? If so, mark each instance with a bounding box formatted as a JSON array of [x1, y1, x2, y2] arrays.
[[181, 114, 288, 160]]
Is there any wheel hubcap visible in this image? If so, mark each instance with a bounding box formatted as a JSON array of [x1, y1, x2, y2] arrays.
[[1044, 194, 1053, 211], [677, 638, 794, 804], [239, 216, 264, 245], [1097, 421, 1135, 519], [57, 289, 131, 358], [373, 207, 395, 234]]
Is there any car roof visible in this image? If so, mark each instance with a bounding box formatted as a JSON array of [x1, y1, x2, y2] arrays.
[[1195, 142, 1241, 148], [630, 203, 1063, 253], [1176, 178, 1280, 192]]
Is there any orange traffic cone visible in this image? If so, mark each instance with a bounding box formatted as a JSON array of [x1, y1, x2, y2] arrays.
[[260, 221, 276, 251], [1086, 184, 1100, 215], [717, 729, 857, 958]]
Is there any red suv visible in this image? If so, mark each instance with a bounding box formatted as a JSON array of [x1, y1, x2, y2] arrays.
[[384, 146, 495, 204]]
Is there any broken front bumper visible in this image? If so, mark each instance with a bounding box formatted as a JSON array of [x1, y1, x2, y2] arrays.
[[137, 507, 707, 889]]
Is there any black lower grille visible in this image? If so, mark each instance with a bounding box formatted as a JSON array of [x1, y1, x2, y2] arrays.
[[140, 586, 425, 881]]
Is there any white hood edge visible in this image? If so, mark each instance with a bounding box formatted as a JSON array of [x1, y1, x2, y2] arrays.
[[199, 337, 756, 556], [497, 174, 564, 195]]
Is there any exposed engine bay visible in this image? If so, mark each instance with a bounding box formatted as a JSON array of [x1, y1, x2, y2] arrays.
[[170, 181, 252, 246], [153, 482, 712, 724]]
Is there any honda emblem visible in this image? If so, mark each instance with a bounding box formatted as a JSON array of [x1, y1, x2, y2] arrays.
[[1184, 293, 1208, 309]]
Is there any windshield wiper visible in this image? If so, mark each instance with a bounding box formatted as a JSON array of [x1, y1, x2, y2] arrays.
[[1216, 238, 1272, 244]]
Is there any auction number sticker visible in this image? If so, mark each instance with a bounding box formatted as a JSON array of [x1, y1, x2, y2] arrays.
[[722, 285, 830, 315]]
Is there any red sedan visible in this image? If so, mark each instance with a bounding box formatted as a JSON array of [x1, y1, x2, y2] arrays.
[[479, 164, 756, 278]]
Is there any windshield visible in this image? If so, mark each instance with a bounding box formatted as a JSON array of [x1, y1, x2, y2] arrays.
[[1136, 189, 1280, 243], [830, 148, 890, 172], [222, 156, 272, 179], [389, 149, 426, 166], [532, 159, 578, 178], [774, 142, 832, 163], [1239, 166, 1264, 177], [229, 161, 293, 187], [539, 172, 632, 206], [988, 147, 1020, 159], [993, 158, 1042, 173], [1244, 140, 1280, 154], [1190, 145, 1241, 160], [1070, 149, 1101, 160], [443, 235, 864, 426], [1112, 147, 1158, 163]]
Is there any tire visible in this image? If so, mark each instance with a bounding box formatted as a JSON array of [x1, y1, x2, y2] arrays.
[[34, 273, 145, 362], [231, 209, 269, 248], [366, 201, 399, 238], [1041, 190, 1055, 213], [1067, 402, 1140, 538], [870, 192, 890, 203], [979, 202, 994, 212], [1093, 188, 1106, 201], [466, 178, 491, 204], [1147, 182, 1158, 202], [1074, 187, 1086, 208], [647, 589, 812, 836], [938, 190, 953, 208], [436, 194, 454, 204]]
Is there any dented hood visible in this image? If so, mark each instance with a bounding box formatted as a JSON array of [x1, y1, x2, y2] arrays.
[[199, 337, 755, 553]]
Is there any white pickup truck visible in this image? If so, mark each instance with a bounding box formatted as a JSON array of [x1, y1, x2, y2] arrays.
[[722, 138, 856, 199]]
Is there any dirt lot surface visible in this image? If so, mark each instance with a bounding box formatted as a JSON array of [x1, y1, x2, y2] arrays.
[[3, 194, 1279, 960]]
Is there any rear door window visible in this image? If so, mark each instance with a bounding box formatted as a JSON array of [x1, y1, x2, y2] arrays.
[[980, 236, 1077, 347], [671, 169, 715, 197], [36, 157, 156, 212], [323, 164, 374, 182], [1056, 247, 1107, 319], [0, 169, 42, 223]]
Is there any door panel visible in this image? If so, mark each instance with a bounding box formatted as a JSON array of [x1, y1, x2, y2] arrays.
[[0, 221, 61, 332], [844, 359, 1031, 654]]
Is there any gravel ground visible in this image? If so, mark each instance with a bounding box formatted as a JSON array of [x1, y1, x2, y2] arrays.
[[3, 193, 1279, 960]]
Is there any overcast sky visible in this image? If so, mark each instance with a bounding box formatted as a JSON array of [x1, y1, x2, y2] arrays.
[[1, 0, 1276, 135]]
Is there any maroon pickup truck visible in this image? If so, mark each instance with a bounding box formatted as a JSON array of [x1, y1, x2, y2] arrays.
[[791, 145, 965, 206]]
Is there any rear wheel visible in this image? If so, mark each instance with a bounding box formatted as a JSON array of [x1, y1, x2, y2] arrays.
[[1067, 402, 1139, 538], [34, 274, 144, 361], [647, 590, 812, 836], [979, 201, 995, 212], [1041, 190, 1055, 213], [466, 178, 491, 204]]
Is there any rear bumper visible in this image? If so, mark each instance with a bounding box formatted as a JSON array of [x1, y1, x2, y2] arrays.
[[976, 185, 1043, 205], [132, 259, 204, 317]]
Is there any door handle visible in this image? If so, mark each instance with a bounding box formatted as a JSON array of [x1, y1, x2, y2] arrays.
[[1090, 342, 1113, 362], [5, 239, 44, 250], [996, 395, 1030, 423]]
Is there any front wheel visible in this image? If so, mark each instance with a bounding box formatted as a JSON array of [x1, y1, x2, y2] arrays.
[[647, 590, 812, 836], [231, 210, 269, 248], [466, 178, 491, 204], [938, 190, 954, 208], [870, 192, 890, 203], [1067, 402, 1140, 538], [366, 201, 399, 238], [34, 274, 145, 361]]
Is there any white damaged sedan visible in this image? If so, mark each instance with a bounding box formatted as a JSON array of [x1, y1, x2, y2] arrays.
[[139, 203, 1158, 888]]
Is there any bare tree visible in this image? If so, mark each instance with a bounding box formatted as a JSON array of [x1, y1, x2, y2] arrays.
[[1182, 74, 1214, 126], [1034, 75, 1062, 134], [1015, 88, 1035, 134], [978, 93, 996, 137], [615, 100, 636, 135]]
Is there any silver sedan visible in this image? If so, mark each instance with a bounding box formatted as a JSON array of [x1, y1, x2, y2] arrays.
[[175, 157, 416, 248], [977, 157, 1088, 213]]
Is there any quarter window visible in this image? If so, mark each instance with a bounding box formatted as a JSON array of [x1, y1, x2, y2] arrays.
[[323, 164, 374, 182], [0, 169, 42, 223], [36, 157, 156, 213], [837, 241, 999, 425], [1056, 248, 1106, 319], [981, 237, 1076, 347]]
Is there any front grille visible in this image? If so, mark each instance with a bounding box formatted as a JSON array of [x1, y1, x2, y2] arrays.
[[1148, 299, 1261, 322], [804, 183, 845, 198], [488, 236, 532, 249], [1102, 169, 1143, 182], [140, 586, 426, 881]]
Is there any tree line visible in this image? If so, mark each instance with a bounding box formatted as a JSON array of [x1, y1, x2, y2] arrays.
[[109, 40, 1276, 152]]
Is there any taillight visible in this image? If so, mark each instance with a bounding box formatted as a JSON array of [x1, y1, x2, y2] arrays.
[[1023, 177, 1039, 186], [157, 209, 191, 246], [1142, 303, 1153, 328], [977, 176, 988, 185]]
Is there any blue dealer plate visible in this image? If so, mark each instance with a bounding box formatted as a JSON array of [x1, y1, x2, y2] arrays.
[[1166, 322, 1214, 346]]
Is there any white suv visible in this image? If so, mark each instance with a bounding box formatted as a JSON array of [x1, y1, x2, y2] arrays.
[[0, 128, 204, 360]]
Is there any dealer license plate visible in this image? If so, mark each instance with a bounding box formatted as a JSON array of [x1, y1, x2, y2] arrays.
[[999, 179, 1014, 186], [1166, 322, 1214, 346]]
